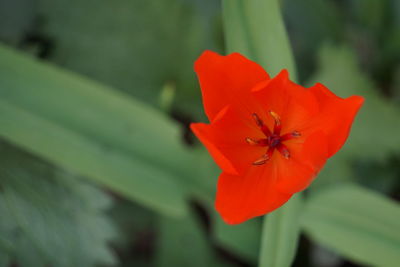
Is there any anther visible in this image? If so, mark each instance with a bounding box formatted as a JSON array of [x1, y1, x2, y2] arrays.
[[291, 131, 301, 137], [252, 154, 269, 165], [277, 144, 290, 159], [252, 113, 263, 127], [245, 137, 259, 145], [246, 138, 269, 146], [280, 130, 301, 141], [269, 111, 281, 126], [269, 110, 282, 135]]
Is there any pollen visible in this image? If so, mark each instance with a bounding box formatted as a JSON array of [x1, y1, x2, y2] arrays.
[[247, 111, 300, 165]]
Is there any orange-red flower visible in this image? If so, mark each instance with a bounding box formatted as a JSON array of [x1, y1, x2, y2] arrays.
[[190, 51, 364, 224]]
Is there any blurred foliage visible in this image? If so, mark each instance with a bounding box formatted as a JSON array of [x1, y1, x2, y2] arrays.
[[155, 210, 215, 267], [0, 44, 194, 216], [0, 143, 116, 267], [0, 0, 399, 266], [214, 216, 261, 263], [12, 0, 221, 120], [354, 154, 400, 195], [284, 0, 400, 91], [283, 0, 344, 81], [302, 184, 400, 267], [259, 194, 302, 267]]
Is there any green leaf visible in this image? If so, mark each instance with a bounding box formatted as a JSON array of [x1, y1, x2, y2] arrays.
[[155, 210, 216, 267], [0, 143, 117, 267], [350, 0, 389, 34], [214, 215, 261, 263], [282, 0, 344, 80], [187, 148, 220, 202], [222, 0, 296, 79], [35, 0, 221, 118], [0, 44, 190, 217], [302, 184, 400, 267], [108, 199, 156, 266], [0, 0, 35, 45], [258, 194, 302, 267]]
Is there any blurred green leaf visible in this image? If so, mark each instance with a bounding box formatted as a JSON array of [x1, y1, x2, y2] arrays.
[[222, 0, 296, 78], [283, 0, 343, 81], [353, 156, 400, 194], [0, 143, 116, 267], [110, 199, 155, 249], [0, 44, 192, 217], [109, 199, 156, 267], [302, 184, 400, 267], [214, 216, 261, 263], [188, 148, 220, 202], [259, 195, 302, 267], [350, 0, 389, 34], [155, 210, 216, 267], [35, 0, 221, 118], [0, 0, 36, 45]]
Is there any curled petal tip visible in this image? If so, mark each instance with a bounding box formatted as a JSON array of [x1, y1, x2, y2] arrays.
[[276, 69, 290, 80], [351, 95, 365, 105]]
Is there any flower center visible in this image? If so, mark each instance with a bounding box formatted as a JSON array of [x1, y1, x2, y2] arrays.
[[246, 111, 300, 165], [269, 134, 281, 148]]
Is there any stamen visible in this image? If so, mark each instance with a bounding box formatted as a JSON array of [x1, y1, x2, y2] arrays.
[[280, 131, 301, 141], [252, 113, 263, 127], [252, 154, 269, 165], [252, 113, 272, 136], [246, 138, 269, 146], [269, 110, 282, 135], [291, 131, 301, 137], [258, 139, 269, 146], [269, 111, 281, 126], [260, 125, 272, 136], [245, 137, 259, 145], [277, 144, 290, 159]]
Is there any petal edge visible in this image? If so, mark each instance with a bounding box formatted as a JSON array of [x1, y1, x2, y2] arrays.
[[195, 50, 270, 121]]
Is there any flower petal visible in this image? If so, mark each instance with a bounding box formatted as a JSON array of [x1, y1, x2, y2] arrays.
[[252, 70, 319, 134], [275, 131, 328, 194], [215, 166, 292, 224], [195, 50, 270, 121], [307, 83, 364, 157], [190, 106, 266, 175]]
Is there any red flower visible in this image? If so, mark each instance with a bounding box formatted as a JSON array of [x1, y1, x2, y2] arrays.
[[190, 51, 364, 224]]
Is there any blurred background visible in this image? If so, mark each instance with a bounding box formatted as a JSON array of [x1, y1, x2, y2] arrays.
[[0, 0, 399, 266]]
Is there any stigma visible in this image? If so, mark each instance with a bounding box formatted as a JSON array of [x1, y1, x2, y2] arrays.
[[246, 112, 300, 165]]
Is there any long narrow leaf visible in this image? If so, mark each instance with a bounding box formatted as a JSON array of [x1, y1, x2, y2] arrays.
[[222, 0, 297, 78], [259, 195, 302, 267], [0, 44, 191, 217], [302, 184, 400, 267]]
